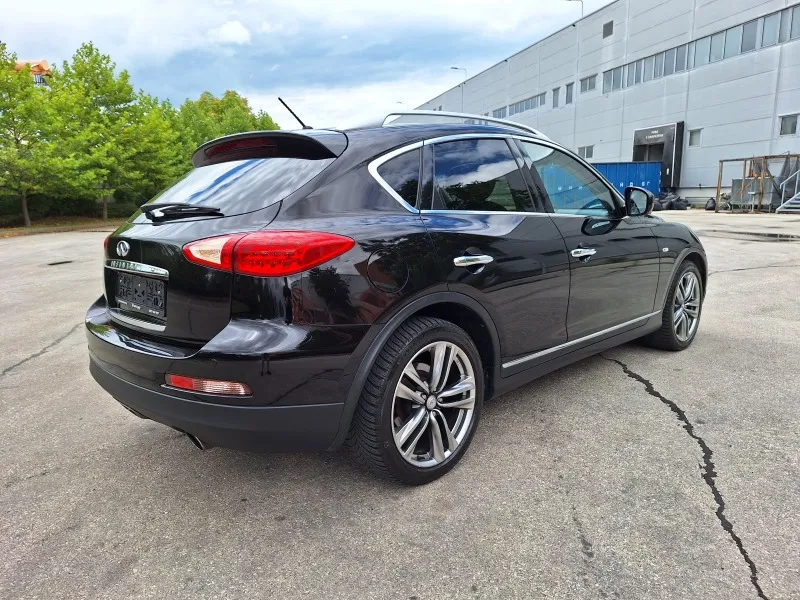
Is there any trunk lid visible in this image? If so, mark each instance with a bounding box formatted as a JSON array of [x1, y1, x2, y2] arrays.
[[104, 130, 346, 345]]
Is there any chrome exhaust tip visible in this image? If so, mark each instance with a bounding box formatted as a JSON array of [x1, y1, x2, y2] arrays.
[[186, 433, 214, 451]]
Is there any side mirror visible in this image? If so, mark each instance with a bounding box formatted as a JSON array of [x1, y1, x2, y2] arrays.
[[625, 186, 654, 217]]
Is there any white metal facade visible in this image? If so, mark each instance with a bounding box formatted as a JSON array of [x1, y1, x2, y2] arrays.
[[418, 0, 800, 197]]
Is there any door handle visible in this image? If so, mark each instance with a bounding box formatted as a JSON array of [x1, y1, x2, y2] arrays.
[[571, 247, 597, 258], [453, 255, 494, 267]]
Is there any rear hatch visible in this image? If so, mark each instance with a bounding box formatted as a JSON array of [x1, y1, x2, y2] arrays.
[[103, 130, 347, 345]]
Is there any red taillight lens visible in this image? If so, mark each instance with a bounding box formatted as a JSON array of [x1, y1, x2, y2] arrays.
[[165, 374, 252, 396], [205, 138, 277, 158], [104, 235, 111, 253], [182, 231, 355, 277]]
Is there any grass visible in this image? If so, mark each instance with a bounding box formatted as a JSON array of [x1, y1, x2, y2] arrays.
[[0, 216, 126, 238]]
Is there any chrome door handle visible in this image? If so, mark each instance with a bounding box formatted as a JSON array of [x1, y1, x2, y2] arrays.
[[571, 248, 597, 258], [453, 255, 494, 267]]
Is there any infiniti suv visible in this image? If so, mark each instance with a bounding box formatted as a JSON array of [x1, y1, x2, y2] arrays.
[[87, 111, 707, 485]]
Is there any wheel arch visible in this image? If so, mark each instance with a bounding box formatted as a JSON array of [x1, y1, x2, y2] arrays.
[[327, 292, 502, 450]]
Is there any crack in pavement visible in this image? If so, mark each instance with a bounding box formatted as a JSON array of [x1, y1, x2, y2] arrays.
[[0, 322, 82, 379], [602, 355, 770, 600], [710, 263, 800, 276]]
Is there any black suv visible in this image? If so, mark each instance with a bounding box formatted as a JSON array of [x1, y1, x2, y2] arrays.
[[87, 113, 707, 485]]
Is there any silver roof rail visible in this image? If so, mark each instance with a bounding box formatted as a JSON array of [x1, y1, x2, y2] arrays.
[[383, 110, 549, 140]]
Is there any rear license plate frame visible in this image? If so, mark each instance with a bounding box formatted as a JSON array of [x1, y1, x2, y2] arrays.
[[115, 272, 167, 320]]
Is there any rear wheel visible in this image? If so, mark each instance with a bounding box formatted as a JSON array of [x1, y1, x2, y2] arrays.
[[347, 317, 483, 485], [644, 260, 703, 350]]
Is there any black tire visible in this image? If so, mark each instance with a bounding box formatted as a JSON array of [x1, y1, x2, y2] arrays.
[[346, 316, 484, 485], [643, 260, 703, 351]]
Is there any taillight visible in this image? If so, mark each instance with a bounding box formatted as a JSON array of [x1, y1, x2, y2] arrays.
[[165, 374, 252, 396], [182, 231, 355, 277], [104, 234, 111, 254], [182, 234, 245, 271]]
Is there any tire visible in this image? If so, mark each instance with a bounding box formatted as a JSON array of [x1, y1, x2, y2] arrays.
[[644, 260, 703, 351], [347, 316, 484, 485]]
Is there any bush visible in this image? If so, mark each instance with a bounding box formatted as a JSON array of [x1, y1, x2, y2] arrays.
[[106, 201, 139, 218]]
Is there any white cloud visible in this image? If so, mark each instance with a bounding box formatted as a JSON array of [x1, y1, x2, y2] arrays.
[[244, 72, 466, 130], [208, 20, 251, 45]]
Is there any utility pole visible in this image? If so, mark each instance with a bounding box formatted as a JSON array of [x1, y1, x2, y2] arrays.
[[451, 67, 467, 112]]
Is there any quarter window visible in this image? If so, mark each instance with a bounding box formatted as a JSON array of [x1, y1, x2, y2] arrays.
[[520, 142, 616, 217], [377, 148, 421, 208], [432, 139, 534, 213]]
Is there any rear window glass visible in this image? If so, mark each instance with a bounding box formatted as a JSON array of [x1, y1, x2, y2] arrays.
[[377, 148, 420, 208], [136, 157, 334, 219]]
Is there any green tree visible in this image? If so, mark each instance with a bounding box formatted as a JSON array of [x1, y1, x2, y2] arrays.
[[0, 43, 63, 226]]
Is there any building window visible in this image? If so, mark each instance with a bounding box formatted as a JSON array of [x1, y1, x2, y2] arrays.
[[602, 70, 612, 93], [654, 53, 664, 78], [634, 59, 643, 84], [643, 56, 655, 82], [603, 21, 614, 38], [724, 25, 742, 58], [565, 82, 574, 105], [675, 44, 688, 72], [580, 75, 596, 93], [626, 63, 635, 87], [688, 129, 702, 147], [780, 114, 798, 136], [741, 20, 757, 53], [438, 105, 442, 111], [709, 31, 725, 62], [493, 107, 507, 119], [538, 92, 546, 106], [793, 5, 800, 39], [695, 36, 711, 66], [578, 145, 594, 159], [664, 47, 677, 76], [762, 12, 780, 47], [553, 87, 560, 108], [779, 8, 793, 43], [612, 66, 623, 90]]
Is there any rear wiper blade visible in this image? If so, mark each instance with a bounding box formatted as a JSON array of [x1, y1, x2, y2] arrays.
[[141, 203, 223, 220]]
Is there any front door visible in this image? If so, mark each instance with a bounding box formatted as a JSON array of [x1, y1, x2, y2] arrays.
[[420, 136, 571, 365], [517, 140, 661, 341]]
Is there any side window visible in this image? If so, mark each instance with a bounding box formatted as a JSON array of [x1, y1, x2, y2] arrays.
[[520, 142, 617, 217], [432, 139, 534, 212], [377, 148, 421, 208]]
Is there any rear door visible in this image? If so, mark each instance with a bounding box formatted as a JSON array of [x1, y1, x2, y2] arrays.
[[517, 140, 661, 341], [420, 136, 571, 367], [105, 132, 345, 344]]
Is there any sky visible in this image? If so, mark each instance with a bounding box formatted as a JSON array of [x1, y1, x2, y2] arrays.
[[2, 0, 615, 129]]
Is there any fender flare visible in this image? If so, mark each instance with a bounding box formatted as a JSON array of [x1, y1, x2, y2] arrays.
[[327, 291, 502, 450]]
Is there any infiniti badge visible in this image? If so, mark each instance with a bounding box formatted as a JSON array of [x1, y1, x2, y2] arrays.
[[116, 240, 130, 257]]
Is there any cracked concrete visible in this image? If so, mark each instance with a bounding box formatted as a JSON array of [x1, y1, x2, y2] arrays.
[[1, 226, 799, 599], [602, 356, 769, 600]]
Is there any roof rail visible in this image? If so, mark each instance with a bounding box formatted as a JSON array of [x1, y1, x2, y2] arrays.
[[383, 110, 549, 140]]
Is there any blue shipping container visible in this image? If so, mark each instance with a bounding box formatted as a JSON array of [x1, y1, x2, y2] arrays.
[[592, 162, 662, 196]]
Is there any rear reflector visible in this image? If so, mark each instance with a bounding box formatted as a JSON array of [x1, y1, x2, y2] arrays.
[[165, 374, 252, 396], [182, 231, 355, 277]]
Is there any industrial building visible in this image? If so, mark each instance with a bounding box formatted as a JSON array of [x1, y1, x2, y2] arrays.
[[418, 0, 800, 202]]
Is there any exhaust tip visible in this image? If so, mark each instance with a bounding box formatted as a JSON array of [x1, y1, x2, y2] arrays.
[[186, 433, 214, 451]]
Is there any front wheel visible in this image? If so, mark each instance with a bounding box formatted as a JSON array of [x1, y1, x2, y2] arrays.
[[644, 260, 703, 350], [347, 317, 484, 485]]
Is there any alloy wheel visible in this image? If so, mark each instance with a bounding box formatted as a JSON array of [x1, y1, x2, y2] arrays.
[[673, 271, 700, 342], [391, 341, 477, 468]]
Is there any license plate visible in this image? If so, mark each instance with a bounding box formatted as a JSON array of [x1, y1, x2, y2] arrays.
[[116, 273, 166, 319]]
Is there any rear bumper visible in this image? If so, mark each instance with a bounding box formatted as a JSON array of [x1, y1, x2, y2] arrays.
[[90, 357, 344, 452]]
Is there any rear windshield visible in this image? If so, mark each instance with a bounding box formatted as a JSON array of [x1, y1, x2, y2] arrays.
[[134, 157, 334, 220]]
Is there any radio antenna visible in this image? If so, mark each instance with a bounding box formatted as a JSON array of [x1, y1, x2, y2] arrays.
[[278, 97, 311, 130]]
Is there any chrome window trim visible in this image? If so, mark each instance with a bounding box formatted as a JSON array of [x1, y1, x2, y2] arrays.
[[368, 133, 623, 215], [502, 311, 662, 369], [367, 141, 424, 214], [109, 309, 167, 333], [105, 260, 169, 280]]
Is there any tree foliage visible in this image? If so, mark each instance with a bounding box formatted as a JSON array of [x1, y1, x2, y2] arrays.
[[0, 42, 279, 225]]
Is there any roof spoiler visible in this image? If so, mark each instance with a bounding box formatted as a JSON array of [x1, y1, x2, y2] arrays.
[[383, 110, 549, 140], [192, 130, 348, 168]]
